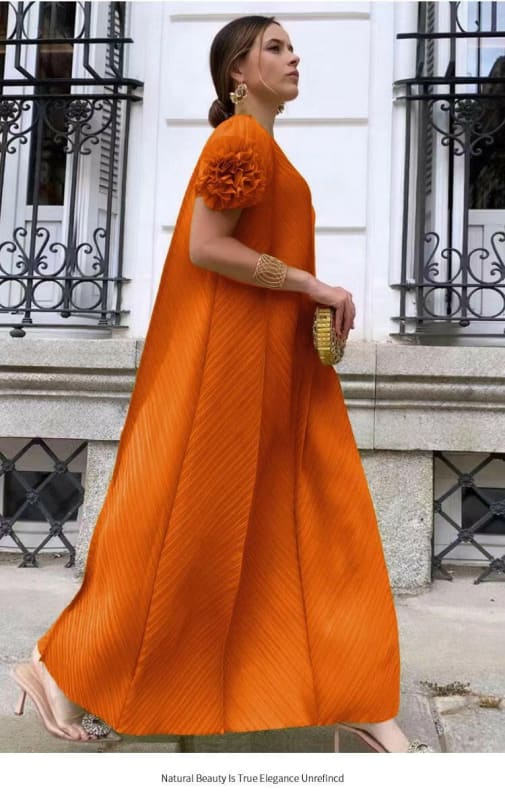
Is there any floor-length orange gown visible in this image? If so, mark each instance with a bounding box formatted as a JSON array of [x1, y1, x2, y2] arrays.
[[37, 113, 400, 735]]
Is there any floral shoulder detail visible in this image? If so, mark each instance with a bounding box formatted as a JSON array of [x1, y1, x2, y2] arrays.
[[195, 133, 271, 211]]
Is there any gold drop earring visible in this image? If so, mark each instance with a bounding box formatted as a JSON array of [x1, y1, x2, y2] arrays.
[[229, 82, 248, 105]]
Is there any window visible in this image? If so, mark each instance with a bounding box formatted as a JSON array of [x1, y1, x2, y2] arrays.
[[0, 2, 142, 336], [434, 450, 505, 582], [27, 2, 77, 206], [393, 1, 505, 342], [0, 2, 8, 79], [4, 469, 82, 522]]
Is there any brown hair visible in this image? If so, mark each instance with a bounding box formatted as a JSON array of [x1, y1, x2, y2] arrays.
[[208, 15, 280, 128]]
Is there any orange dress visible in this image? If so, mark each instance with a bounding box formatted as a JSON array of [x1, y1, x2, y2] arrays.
[[37, 114, 400, 735]]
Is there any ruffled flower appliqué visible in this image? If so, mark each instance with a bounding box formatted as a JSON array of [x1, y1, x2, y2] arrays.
[[195, 138, 267, 210]]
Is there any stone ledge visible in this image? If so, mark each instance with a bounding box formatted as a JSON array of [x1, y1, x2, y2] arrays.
[[0, 338, 137, 370], [337, 342, 505, 450], [377, 377, 505, 409], [0, 396, 130, 440], [333, 340, 377, 376], [0, 339, 137, 439], [0, 371, 134, 395], [2, 338, 505, 450], [376, 340, 505, 378]]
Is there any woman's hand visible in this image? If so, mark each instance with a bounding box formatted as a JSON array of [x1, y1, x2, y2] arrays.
[[306, 279, 356, 338]]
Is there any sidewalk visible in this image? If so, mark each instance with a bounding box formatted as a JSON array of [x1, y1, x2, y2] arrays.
[[0, 553, 503, 753]]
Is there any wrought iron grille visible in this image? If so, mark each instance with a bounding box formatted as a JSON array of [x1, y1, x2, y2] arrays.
[[0, 2, 142, 336], [0, 437, 87, 566], [393, 1, 505, 340], [433, 451, 505, 583]]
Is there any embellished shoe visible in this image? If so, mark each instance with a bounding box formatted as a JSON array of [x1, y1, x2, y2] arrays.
[[80, 713, 116, 738], [334, 724, 434, 753], [12, 661, 121, 742], [406, 738, 434, 752]]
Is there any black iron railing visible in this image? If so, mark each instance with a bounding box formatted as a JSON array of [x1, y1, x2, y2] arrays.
[[0, 437, 87, 567], [392, 1, 505, 340], [0, 2, 142, 336], [433, 451, 505, 582]]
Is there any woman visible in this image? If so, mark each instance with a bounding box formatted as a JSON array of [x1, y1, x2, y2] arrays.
[[12, 15, 432, 753]]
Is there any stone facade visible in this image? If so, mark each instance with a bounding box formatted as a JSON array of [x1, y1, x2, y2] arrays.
[[3, 337, 503, 591]]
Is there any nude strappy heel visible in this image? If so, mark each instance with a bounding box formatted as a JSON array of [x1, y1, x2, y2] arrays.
[[11, 662, 77, 740], [12, 658, 121, 742], [334, 723, 434, 753]]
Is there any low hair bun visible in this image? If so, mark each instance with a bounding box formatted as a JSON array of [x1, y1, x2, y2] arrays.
[[208, 97, 232, 128]]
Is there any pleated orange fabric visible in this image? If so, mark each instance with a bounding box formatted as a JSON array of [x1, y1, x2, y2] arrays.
[[37, 114, 400, 735]]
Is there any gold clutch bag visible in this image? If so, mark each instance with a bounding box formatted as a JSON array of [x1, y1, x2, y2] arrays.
[[312, 306, 346, 366]]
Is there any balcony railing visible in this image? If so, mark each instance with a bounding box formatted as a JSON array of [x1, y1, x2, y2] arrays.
[[392, 1, 505, 341], [0, 1, 143, 336]]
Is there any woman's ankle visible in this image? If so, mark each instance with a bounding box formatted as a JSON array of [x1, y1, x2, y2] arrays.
[[32, 648, 85, 722], [342, 720, 410, 753]]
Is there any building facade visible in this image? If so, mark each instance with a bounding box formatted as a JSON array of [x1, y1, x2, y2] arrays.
[[1, 0, 504, 590]]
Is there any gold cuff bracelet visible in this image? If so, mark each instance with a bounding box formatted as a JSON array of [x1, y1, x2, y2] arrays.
[[253, 253, 288, 288]]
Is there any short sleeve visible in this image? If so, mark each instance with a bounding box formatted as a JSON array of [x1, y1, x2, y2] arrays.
[[194, 125, 273, 211]]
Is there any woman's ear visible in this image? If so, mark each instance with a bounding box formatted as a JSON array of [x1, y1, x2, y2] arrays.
[[230, 58, 245, 86]]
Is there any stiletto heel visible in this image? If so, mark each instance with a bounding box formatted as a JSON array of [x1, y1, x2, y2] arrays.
[[11, 662, 121, 743], [11, 663, 69, 739], [333, 728, 340, 752], [14, 687, 27, 716]]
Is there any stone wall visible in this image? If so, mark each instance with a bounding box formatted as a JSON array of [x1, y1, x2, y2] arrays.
[[3, 338, 503, 591]]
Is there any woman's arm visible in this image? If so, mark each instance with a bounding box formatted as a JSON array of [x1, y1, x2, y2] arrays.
[[189, 197, 356, 337]]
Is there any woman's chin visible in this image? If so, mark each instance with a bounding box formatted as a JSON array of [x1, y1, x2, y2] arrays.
[[284, 86, 299, 102]]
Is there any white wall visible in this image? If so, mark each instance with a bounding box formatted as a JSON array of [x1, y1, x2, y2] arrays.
[[124, 0, 418, 342]]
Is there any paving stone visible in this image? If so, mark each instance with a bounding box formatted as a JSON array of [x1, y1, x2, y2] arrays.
[[1, 559, 503, 753], [433, 699, 505, 753]]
